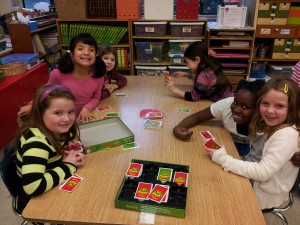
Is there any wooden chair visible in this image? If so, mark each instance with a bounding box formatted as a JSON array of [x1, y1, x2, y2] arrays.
[[262, 169, 300, 225]]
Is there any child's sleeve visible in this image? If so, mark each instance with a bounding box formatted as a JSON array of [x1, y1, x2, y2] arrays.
[[100, 88, 111, 100], [114, 72, 127, 89]]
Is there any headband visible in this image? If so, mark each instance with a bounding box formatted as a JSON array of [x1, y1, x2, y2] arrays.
[[39, 85, 71, 104]]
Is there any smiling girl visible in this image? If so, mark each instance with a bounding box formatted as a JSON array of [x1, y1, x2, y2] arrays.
[[18, 33, 106, 122], [206, 77, 300, 209], [15, 84, 85, 214]]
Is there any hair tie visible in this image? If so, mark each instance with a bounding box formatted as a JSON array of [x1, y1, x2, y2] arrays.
[[40, 85, 71, 104], [283, 84, 288, 93]]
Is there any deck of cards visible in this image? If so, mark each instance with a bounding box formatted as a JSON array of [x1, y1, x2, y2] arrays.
[[203, 139, 222, 151], [126, 162, 143, 179], [199, 131, 215, 141], [59, 174, 83, 192], [144, 112, 163, 119], [144, 119, 163, 128], [96, 105, 111, 112]]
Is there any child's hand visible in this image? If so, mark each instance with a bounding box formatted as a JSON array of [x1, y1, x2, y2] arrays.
[[78, 107, 95, 123], [291, 151, 300, 167], [165, 77, 175, 91], [63, 150, 85, 167], [104, 83, 118, 93], [172, 71, 190, 78], [17, 104, 32, 116], [205, 148, 217, 158], [173, 126, 193, 140]]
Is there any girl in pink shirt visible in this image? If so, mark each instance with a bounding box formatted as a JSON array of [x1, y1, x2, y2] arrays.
[[18, 33, 106, 122]]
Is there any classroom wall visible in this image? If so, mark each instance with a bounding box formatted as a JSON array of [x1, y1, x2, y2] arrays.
[[0, 0, 13, 16]]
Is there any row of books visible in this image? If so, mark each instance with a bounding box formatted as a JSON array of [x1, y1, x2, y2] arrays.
[[116, 47, 129, 68], [59, 23, 128, 45]]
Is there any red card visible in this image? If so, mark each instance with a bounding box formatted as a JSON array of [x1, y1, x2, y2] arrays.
[[204, 139, 221, 150], [104, 105, 111, 110], [148, 184, 169, 203], [199, 131, 215, 140], [59, 175, 83, 192], [126, 162, 143, 178], [173, 172, 189, 187], [134, 182, 153, 200], [96, 106, 106, 112]]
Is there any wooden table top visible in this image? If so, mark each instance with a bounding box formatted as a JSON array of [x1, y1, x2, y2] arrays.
[[22, 76, 265, 225]]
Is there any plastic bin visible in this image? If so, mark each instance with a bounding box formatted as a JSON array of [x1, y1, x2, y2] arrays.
[[169, 53, 185, 65], [144, 0, 174, 20], [267, 63, 294, 77], [169, 40, 198, 54], [134, 22, 167, 36], [176, 0, 199, 19], [251, 62, 267, 71], [170, 22, 204, 37], [250, 70, 266, 79], [135, 42, 164, 63], [135, 66, 167, 76], [168, 66, 191, 75], [0, 53, 39, 69]]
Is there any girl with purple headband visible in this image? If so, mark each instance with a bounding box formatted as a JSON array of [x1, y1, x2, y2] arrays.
[[14, 84, 85, 214]]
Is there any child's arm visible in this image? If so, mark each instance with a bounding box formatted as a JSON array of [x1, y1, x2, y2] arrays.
[[165, 76, 185, 98], [113, 72, 127, 89], [173, 107, 214, 140]]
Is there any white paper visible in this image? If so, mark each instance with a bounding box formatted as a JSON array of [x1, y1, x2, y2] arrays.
[[139, 212, 155, 224]]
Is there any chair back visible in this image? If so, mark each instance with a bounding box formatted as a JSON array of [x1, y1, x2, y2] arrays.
[[0, 144, 19, 197], [290, 168, 300, 194]]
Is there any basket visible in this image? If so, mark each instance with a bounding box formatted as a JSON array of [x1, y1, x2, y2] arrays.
[[0, 62, 27, 76], [54, 0, 86, 20], [87, 0, 116, 19], [116, 0, 142, 19]]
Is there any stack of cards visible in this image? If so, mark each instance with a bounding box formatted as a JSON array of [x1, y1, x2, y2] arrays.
[[121, 141, 139, 150], [148, 184, 170, 203], [59, 174, 83, 192], [103, 112, 120, 119], [199, 131, 215, 141], [126, 162, 143, 179], [173, 172, 189, 187], [176, 107, 191, 113], [114, 93, 127, 97], [96, 105, 111, 112], [134, 182, 153, 201], [144, 112, 163, 119], [157, 168, 173, 183], [144, 119, 163, 128], [200, 131, 222, 150]]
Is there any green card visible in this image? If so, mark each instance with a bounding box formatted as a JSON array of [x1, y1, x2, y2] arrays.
[[157, 168, 173, 183]]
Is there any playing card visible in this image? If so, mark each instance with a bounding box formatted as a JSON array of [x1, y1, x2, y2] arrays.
[[96, 106, 106, 112], [104, 105, 111, 110], [203, 139, 221, 150], [144, 119, 163, 128], [59, 175, 83, 192], [199, 131, 215, 140], [114, 93, 127, 97], [182, 108, 191, 112], [106, 112, 120, 117], [134, 182, 153, 200], [121, 142, 139, 150], [163, 71, 169, 85], [126, 162, 143, 178], [144, 112, 163, 119], [173, 172, 189, 187], [157, 168, 173, 183], [148, 184, 170, 203]]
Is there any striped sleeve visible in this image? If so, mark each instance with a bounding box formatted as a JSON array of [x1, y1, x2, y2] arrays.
[[17, 129, 76, 196]]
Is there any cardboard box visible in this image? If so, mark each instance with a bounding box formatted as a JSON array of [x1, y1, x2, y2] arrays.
[[79, 118, 134, 153], [144, 0, 174, 20], [115, 159, 189, 218]]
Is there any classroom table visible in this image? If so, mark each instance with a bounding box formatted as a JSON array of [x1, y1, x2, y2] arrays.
[[22, 76, 266, 225]]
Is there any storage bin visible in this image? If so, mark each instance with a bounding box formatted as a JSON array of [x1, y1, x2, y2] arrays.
[[267, 63, 294, 77], [144, 0, 174, 20], [135, 42, 164, 63], [168, 66, 191, 75], [169, 53, 185, 65], [135, 66, 167, 76], [0, 53, 39, 69], [134, 22, 167, 37], [176, 0, 199, 19], [249, 70, 266, 79], [86, 0, 116, 19], [169, 40, 198, 54], [54, 0, 86, 20], [170, 22, 204, 37], [116, 0, 142, 19]]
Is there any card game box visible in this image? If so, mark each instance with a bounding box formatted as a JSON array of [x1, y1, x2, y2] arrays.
[[79, 118, 134, 153], [115, 159, 189, 218]]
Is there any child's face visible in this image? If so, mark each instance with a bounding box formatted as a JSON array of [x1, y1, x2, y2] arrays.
[[43, 98, 76, 138], [259, 89, 288, 127], [185, 57, 200, 73], [72, 41, 96, 68], [230, 90, 256, 125], [101, 52, 116, 72]]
